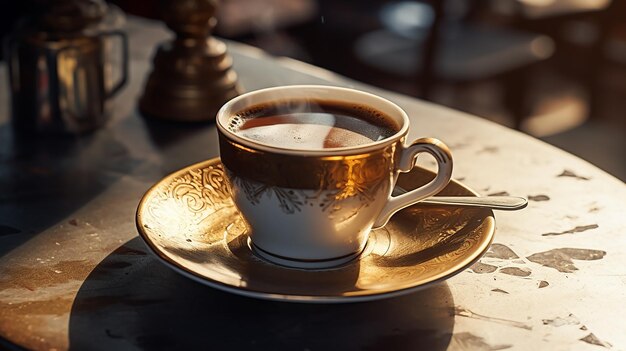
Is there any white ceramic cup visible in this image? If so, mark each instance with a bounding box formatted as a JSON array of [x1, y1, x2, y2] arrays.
[[216, 86, 453, 269]]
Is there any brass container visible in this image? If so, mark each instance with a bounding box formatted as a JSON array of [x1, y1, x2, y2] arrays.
[[139, 0, 240, 122], [5, 0, 128, 134]]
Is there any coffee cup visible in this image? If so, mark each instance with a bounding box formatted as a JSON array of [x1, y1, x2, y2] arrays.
[[216, 85, 453, 269]]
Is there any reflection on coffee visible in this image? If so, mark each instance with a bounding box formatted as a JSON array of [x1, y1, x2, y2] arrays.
[[227, 100, 400, 149]]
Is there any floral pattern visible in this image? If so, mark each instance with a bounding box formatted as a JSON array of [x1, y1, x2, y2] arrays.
[[228, 157, 390, 214]]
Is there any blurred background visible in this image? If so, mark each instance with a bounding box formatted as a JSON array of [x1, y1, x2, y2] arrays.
[[2, 0, 624, 180]]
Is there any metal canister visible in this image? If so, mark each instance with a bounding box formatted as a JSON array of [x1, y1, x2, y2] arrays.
[[5, 0, 128, 134]]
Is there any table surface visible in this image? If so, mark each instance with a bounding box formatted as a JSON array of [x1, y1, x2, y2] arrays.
[[1, 16, 625, 351]]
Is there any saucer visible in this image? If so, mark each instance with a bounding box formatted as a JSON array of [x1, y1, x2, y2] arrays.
[[136, 158, 495, 303]]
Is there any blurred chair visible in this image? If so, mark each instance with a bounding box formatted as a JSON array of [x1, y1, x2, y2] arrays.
[[489, 0, 619, 122], [354, 0, 555, 129]]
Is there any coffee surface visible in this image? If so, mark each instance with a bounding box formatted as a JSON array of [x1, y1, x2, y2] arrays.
[[227, 100, 399, 149]]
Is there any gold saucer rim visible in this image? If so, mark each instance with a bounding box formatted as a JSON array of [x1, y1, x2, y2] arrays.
[[136, 158, 495, 303]]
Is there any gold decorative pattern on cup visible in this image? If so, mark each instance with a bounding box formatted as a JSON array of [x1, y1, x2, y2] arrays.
[[219, 134, 401, 214], [219, 134, 400, 189]]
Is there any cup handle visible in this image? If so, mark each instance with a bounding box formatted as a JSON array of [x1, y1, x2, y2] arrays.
[[372, 137, 453, 229], [100, 30, 129, 99]]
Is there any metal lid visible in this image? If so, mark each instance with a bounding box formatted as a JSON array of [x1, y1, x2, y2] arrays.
[[36, 0, 107, 32]]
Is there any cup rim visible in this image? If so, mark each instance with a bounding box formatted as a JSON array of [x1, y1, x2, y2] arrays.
[[216, 85, 409, 156]]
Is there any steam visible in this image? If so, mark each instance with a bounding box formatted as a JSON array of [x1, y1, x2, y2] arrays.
[[228, 99, 395, 150]]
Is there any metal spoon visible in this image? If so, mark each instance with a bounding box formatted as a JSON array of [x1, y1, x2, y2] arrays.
[[393, 187, 528, 210], [419, 196, 527, 210]]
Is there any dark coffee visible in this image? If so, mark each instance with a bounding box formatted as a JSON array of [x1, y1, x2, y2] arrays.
[[227, 99, 400, 149]]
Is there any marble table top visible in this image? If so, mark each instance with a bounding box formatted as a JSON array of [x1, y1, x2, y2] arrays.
[[1, 16, 625, 351]]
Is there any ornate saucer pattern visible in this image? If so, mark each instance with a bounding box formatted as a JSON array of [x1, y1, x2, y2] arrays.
[[136, 158, 495, 303]]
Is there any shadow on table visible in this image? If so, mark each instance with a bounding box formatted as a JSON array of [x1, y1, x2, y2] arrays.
[[68, 237, 455, 351], [141, 116, 215, 150], [139, 113, 221, 173], [0, 123, 136, 256], [0, 112, 217, 258]]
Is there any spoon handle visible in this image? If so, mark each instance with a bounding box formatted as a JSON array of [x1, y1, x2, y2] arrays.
[[419, 196, 528, 210]]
